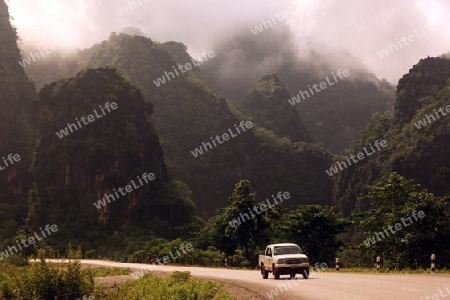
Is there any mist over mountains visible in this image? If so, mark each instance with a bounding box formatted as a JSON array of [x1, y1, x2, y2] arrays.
[[8, 0, 450, 83], [199, 26, 396, 152]]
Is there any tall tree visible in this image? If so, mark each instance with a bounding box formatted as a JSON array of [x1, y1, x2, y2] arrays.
[[223, 180, 270, 261], [278, 205, 351, 265], [357, 172, 450, 268]]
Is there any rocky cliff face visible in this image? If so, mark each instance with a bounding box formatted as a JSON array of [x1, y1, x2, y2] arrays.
[[0, 0, 36, 249], [31, 68, 195, 248]]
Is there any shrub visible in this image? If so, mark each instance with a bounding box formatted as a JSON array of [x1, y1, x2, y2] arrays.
[[227, 252, 251, 268], [3, 251, 94, 299], [109, 271, 235, 299]]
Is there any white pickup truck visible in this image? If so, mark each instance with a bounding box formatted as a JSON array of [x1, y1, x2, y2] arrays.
[[258, 243, 309, 279]]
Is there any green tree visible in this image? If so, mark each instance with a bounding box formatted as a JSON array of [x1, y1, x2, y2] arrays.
[[278, 205, 351, 265], [223, 180, 270, 261], [196, 211, 237, 256], [357, 172, 450, 268]]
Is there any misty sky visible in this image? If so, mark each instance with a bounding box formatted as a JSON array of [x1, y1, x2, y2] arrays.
[[6, 0, 450, 84]]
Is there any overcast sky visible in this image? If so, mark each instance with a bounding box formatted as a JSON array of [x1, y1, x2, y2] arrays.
[[6, 0, 450, 84]]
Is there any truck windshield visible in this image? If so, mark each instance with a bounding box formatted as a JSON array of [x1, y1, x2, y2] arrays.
[[273, 246, 302, 255]]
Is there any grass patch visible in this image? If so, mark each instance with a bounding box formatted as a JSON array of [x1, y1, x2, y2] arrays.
[[100, 271, 236, 299], [87, 267, 131, 277]]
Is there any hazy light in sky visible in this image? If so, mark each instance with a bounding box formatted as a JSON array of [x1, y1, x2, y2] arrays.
[[6, 0, 450, 84]]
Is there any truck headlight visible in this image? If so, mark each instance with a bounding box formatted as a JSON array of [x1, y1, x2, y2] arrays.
[[278, 259, 285, 264], [303, 258, 309, 264]]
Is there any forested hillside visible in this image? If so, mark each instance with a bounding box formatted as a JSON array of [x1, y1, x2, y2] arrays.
[[333, 57, 450, 216], [24, 33, 334, 217]]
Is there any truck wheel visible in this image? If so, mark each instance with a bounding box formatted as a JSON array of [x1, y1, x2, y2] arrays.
[[261, 265, 269, 279], [302, 269, 309, 279], [290, 273, 296, 279], [273, 268, 280, 280]]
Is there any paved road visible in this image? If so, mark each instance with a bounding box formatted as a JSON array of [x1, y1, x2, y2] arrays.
[[79, 260, 450, 299]]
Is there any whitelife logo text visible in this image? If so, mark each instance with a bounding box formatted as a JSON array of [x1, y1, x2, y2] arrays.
[[0, 153, 21, 172], [190, 121, 253, 158], [325, 140, 387, 176], [0, 224, 59, 261], [228, 191, 290, 228], [56, 102, 118, 139], [288, 69, 350, 106], [250, 3, 300, 35], [414, 105, 450, 130], [364, 210, 425, 247], [153, 50, 215, 87], [131, 243, 194, 279], [18, 33, 80, 68], [93, 172, 156, 209], [376, 23, 438, 58], [116, 0, 149, 16]]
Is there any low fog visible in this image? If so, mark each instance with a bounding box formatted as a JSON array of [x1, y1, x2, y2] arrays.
[[6, 0, 450, 84]]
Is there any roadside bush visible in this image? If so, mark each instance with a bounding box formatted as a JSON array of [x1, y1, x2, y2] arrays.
[[84, 250, 97, 259], [168, 271, 191, 283], [130, 240, 229, 267], [128, 239, 255, 268], [110, 271, 235, 299], [187, 246, 225, 267], [227, 252, 251, 269], [2, 250, 94, 299], [0, 265, 15, 299], [4, 254, 28, 267], [337, 248, 373, 268]]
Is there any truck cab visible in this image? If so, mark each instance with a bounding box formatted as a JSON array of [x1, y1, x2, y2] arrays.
[[258, 243, 309, 279]]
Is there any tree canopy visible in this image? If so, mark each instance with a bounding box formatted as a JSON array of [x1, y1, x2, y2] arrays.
[[356, 173, 450, 269]]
